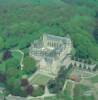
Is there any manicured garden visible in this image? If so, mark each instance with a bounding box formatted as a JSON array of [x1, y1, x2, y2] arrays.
[[65, 81, 73, 94], [30, 73, 52, 85]]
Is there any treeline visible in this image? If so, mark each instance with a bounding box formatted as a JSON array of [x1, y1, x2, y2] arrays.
[[0, 0, 98, 60]]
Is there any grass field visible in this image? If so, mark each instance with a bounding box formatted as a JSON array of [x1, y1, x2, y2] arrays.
[[89, 74, 98, 83], [65, 81, 73, 92], [30, 72, 52, 85], [12, 51, 22, 60], [45, 96, 58, 100]]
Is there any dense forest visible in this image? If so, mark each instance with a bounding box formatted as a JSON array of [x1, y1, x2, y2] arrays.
[[0, 0, 98, 60]]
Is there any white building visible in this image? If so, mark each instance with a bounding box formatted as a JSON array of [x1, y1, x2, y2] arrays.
[[29, 34, 72, 76]]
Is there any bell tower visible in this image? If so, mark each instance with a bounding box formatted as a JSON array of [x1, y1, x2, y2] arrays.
[[43, 34, 48, 48]]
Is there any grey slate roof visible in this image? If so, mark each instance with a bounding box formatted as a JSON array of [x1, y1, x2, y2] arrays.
[[45, 34, 67, 42]]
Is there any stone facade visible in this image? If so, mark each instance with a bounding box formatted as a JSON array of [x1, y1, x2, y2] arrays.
[[29, 34, 72, 75]]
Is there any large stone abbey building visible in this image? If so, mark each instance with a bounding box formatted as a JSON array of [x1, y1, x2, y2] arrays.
[[29, 34, 72, 76]]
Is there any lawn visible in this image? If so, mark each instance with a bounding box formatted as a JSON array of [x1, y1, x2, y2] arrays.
[[73, 84, 95, 100], [65, 81, 73, 92], [63, 81, 73, 100], [89, 74, 98, 83], [12, 51, 22, 61], [30, 73, 52, 85], [45, 96, 58, 100]]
